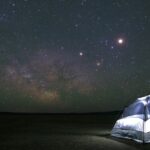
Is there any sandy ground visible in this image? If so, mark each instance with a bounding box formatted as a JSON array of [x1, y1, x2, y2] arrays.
[[0, 113, 149, 150]]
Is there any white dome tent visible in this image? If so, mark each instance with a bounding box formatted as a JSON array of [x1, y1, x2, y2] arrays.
[[111, 95, 150, 143]]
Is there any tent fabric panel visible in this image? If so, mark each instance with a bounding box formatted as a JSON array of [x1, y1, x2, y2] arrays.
[[144, 119, 150, 133], [111, 128, 143, 143], [122, 102, 145, 118], [147, 102, 150, 116], [112, 129, 150, 143], [113, 117, 144, 132], [144, 132, 150, 143]]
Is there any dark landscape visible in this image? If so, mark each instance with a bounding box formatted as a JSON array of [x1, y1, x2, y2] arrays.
[[0, 112, 150, 150]]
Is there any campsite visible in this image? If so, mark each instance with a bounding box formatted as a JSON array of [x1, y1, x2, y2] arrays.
[[0, 112, 150, 150], [0, 1, 149, 149]]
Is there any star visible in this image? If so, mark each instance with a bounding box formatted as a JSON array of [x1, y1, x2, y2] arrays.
[[117, 38, 124, 44], [96, 62, 101, 66], [110, 46, 114, 49], [79, 52, 83, 56], [11, 3, 16, 7]]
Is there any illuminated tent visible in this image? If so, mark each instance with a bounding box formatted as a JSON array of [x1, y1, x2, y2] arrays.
[[111, 95, 150, 143]]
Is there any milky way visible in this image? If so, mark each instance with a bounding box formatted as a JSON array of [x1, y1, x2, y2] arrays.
[[0, 0, 150, 112]]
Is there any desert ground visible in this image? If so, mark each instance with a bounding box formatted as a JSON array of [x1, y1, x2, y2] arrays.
[[0, 113, 149, 150]]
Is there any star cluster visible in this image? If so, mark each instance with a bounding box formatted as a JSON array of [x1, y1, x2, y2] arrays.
[[0, 0, 150, 112]]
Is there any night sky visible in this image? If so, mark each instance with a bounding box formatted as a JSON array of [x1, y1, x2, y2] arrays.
[[0, 0, 150, 113]]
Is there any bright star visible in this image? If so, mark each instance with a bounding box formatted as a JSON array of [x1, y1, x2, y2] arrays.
[[117, 38, 124, 44]]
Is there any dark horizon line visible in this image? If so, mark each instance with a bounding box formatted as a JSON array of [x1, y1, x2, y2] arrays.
[[0, 110, 122, 115]]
